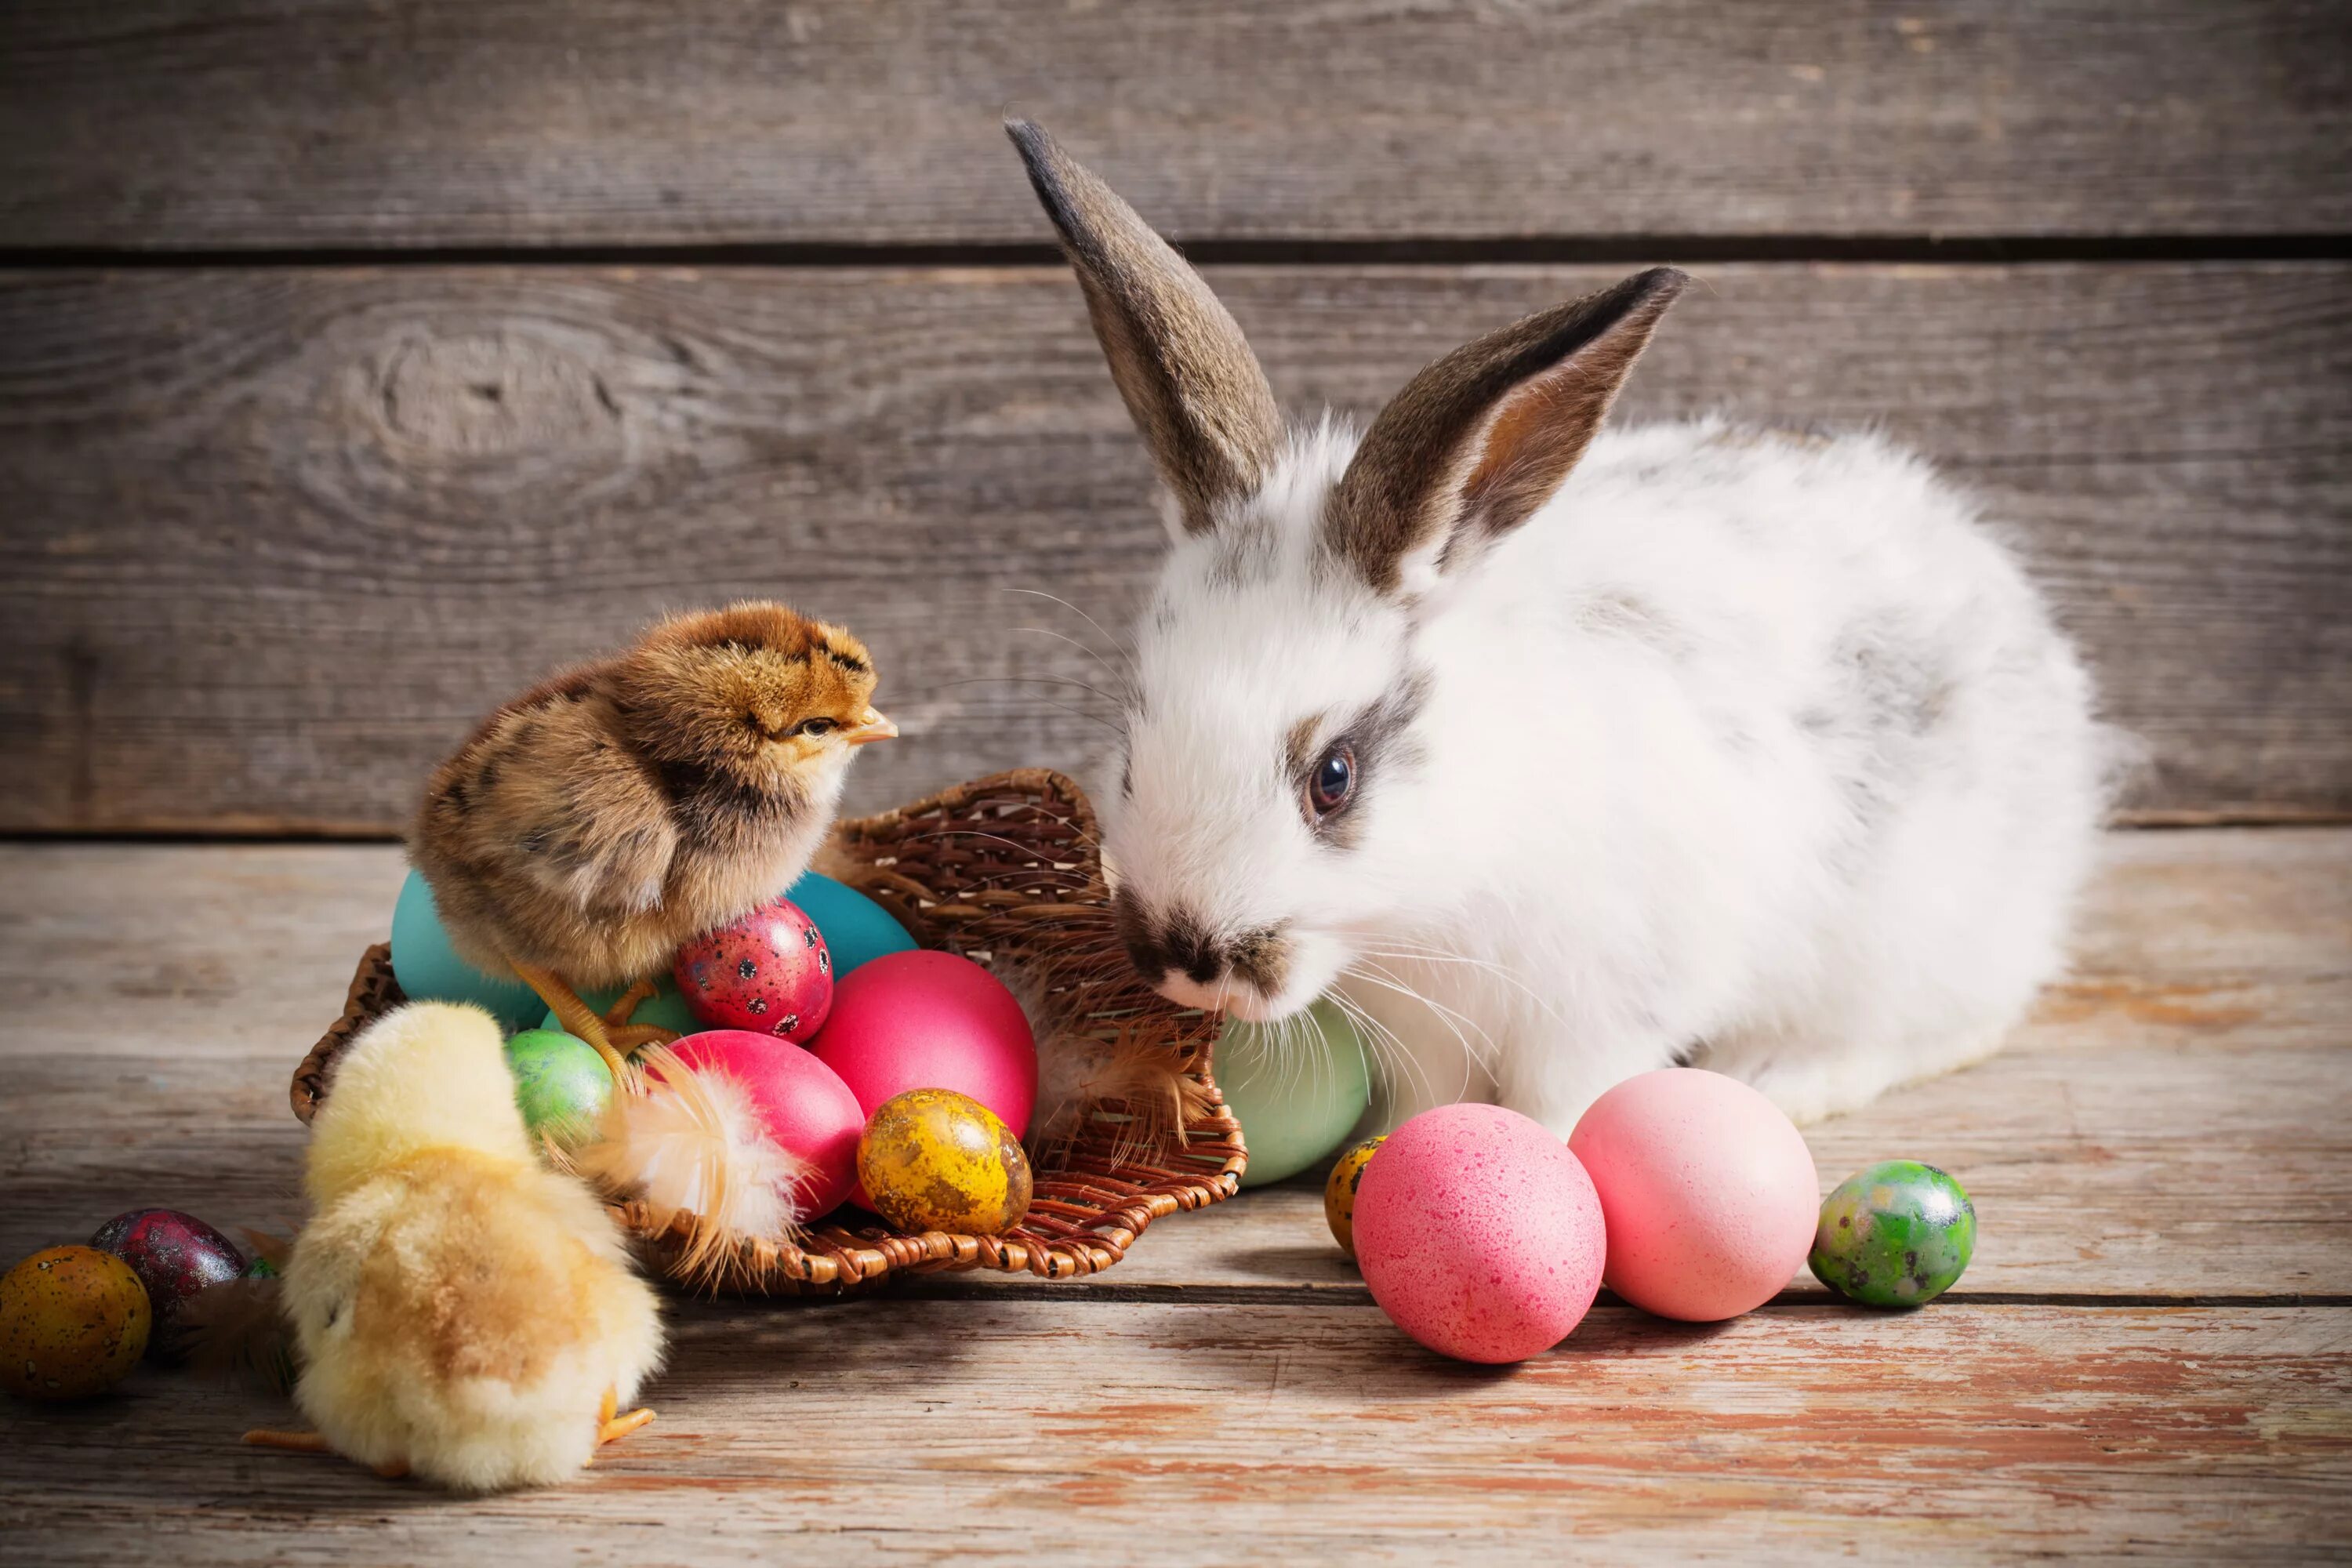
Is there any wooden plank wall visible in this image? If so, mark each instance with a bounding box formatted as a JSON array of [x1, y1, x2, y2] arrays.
[[2, 0, 2346, 833]]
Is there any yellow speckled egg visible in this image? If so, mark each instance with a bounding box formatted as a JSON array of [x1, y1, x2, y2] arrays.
[[2, 1245, 151, 1401], [858, 1088, 1033, 1236], [1324, 1135, 1386, 1258]]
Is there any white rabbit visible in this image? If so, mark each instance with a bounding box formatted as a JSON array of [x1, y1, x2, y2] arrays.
[[1007, 122, 2110, 1132]]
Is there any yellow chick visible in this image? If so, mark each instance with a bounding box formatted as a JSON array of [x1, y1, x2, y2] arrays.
[[246, 1002, 665, 1490]]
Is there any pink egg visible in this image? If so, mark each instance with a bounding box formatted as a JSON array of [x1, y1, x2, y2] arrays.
[[664, 1030, 864, 1218], [1568, 1067, 1820, 1322], [1352, 1103, 1606, 1364], [673, 896, 833, 1042], [810, 950, 1037, 1135]]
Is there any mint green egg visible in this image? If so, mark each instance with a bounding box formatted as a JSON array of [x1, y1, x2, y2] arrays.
[[503, 1029, 614, 1141], [541, 975, 700, 1039], [1218, 999, 1373, 1188], [387, 869, 545, 1030]]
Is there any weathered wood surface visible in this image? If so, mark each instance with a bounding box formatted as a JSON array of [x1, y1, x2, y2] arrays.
[[2, 829, 2345, 1298], [5, 262, 2346, 831], [3, 0, 2345, 249], [2, 832, 2345, 1561], [5, 1301, 2347, 1566]]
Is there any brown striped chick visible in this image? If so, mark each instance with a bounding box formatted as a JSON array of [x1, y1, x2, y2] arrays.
[[410, 602, 895, 1074]]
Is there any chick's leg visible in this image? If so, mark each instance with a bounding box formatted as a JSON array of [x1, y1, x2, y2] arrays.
[[511, 960, 630, 1080], [603, 980, 681, 1054], [591, 1386, 657, 1457], [244, 1428, 332, 1453]]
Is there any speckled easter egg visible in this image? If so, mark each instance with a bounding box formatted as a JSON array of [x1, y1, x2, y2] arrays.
[[674, 897, 834, 1041], [542, 975, 701, 1041], [1, 1247, 151, 1399], [1569, 1069, 1820, 1323], [811, 950, 1037, 1135], [857, 1088, 1033, 1236], [1810, 1160, 1976, 1308], [1352, 1105, 1606, 1363], [664, 1030, 866, 1219], [1323, 1135, 1385, 1258], [89, 1208, 244, 1362], [388, 869, 545, 1031], [784, 870, 916, 977], [1218, 1000, 1373, 1188], [503, 1029, 613, 1142]]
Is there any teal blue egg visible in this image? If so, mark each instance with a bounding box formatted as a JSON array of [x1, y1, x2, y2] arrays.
[[1218, 999, 1373, 1188], [388, 869, 544, 1030], [503, 1029, 615, 1141], [541, 975, 700, 1040], [784, 871, 916, 977]]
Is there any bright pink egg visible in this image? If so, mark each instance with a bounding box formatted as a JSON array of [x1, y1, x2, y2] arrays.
[[673, 897, 834, 1043], [1568, 1068, 1820, 1322], [665, 1030, 864, 1218], [810, 950, 1036, 1136], [1352, 1103, 1606, 1364]]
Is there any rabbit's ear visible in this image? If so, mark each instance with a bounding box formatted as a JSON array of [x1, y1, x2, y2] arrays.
[[1007, 119, 1283, 537], [1330, 267, 1687, 597]]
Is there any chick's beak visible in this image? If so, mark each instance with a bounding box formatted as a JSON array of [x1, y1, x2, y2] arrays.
[[844, 708, 898, 746]]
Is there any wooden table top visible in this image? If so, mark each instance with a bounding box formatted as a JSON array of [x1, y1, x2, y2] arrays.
[[3, 827, 2346, 1563]]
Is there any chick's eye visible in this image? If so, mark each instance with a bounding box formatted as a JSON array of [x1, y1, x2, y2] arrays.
[[1307, 742, 1356, 819], [795, 717, 837, 738]]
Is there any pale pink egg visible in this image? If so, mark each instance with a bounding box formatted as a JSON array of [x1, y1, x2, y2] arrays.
[[1568, 1068, 1819, 1322], [666, 1030, 865, 1218], [1352, 1103, 1606, 1364]]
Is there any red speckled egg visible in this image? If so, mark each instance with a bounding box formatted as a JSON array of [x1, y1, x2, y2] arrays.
[[89, 1208, 244, 1363], [665, 1031, 866, 1219], [673, 897, 834, 1042], [1353, 1104, 1606, 1364]]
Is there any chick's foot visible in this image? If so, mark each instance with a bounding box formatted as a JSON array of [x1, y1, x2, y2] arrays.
[[511, 961, 632, 1081]]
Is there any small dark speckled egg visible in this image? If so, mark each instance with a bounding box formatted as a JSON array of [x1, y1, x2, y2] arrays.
[[1, 1246, 151, 1400], [673, 895, 833, 1042], [1323, 1135, 1386, 1258], [89, 1208, 245, 1361], [1809, 1160, 1976, 1308], [858, 1088, 1032, 1236]]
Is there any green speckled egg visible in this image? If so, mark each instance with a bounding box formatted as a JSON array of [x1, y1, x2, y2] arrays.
[[1218, 999, 1372, 1188], [1809, 1160, 1976, 1308], [503, 1029, 614, 1142]]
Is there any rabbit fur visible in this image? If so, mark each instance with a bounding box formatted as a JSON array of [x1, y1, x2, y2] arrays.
[[1007, 122, 2110, 1131]]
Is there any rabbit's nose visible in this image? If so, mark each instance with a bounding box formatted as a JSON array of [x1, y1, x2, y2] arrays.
[[1112, 890, 1221, 986]]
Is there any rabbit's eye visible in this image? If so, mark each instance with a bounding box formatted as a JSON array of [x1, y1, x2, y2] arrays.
[[1307, 742, 1356, 819]]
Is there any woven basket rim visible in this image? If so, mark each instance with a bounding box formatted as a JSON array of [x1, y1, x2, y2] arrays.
[[290, 768, 1246, 1295]]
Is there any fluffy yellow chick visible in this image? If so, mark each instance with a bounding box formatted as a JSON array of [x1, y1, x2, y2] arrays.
[[247, 1002, 664, 1490]]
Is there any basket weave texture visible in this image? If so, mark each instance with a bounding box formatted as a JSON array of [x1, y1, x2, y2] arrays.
[[291, 768, 1245, 1294]]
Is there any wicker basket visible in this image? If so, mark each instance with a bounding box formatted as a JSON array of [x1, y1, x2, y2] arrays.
[[291, 768, 1246, 1294]]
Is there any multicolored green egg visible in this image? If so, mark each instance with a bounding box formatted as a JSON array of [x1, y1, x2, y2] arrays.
[[1809, 1160, 1976, 1308], [1323, 1135, 1385, 1258], [1, 1246, 152, 1400], [857, 1088, 1033, 1236], [503, 1029, 614, 1142]]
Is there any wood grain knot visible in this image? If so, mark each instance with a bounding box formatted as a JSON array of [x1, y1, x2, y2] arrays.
[[376, 328, 624, 457]]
